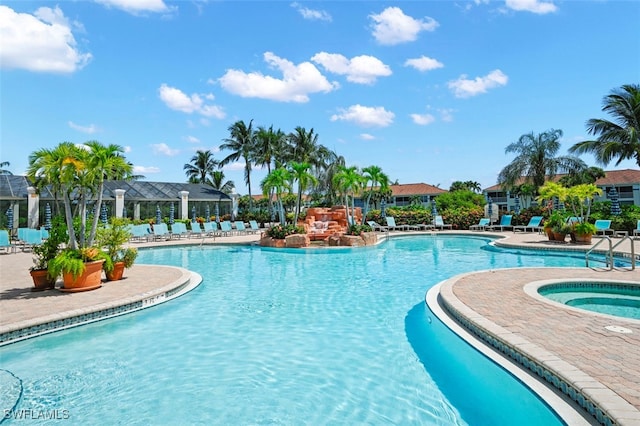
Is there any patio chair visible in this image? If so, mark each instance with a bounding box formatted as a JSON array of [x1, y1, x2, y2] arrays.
[[151, 223, 170, 241], [0, 229, 16, 253], [512, 216, 543, 233], [367, 221, 388, 232], [203, 221, 221, 237], [594, 220, 613, 236], [487, 215, 513, 232], [633, 220, 640, 239], [189, 222, 205, 238], [170, 222, 189, 239], [130, 224, 151, 242], [234, 221, 248, 235], [433, 215, 452, 230], [248, 220, 260, 234], [220, 221, 233, 236], [469, 218, 490, 231], [386, 216, 416, 231]]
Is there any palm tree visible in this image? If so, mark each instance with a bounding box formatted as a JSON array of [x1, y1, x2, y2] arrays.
[[569, 84, 640, 167], [210, 170, 235, 194], [184, 150, 219, 184], [286, 127, 333, 169], [0, 161, 11, 175], [333, 165, 364, 225], [288, 162, 317, 225], [255, 125, 287, 216], [497, 129, 586, 195], [361, 165, 389, 224], [558, 166, 606, 187], [261, 167, 291, 225], [316, 154, 346, 206], [220, 120, 256, 209]]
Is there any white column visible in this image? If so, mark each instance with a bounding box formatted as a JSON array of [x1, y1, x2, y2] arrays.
[[230, 189, 239, 221], [114, 189, 126, 218], [134, 202, 140, 221], [27, 186, 39, 228], [180, 191, 189, 220]]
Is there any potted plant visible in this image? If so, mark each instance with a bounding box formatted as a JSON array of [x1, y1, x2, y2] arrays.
[[29, 215, 67, 291], [48, 247, 110, 292], [565, 184, 602, 244], [551, 223, 571, 242], [96, 217, 138, 281], [544, 211, 565, 241]]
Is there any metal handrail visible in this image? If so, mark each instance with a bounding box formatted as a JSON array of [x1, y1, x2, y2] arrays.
[[586, 236, 612, 269], [611, 235, 636, 270]]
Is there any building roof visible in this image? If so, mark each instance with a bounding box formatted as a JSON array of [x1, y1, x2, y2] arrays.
[[0, 176, 231, 202], [389, 183, 447, 196], [483, 169, 640, 191]]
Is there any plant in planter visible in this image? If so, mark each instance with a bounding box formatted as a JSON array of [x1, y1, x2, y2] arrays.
[[565, 184, 602, 244], [29, 215, 67, 291], [48, 247, 111, 291], [27, 141, 133, 291], [543, 211, 566, 240], [96, 217, 137, 281]]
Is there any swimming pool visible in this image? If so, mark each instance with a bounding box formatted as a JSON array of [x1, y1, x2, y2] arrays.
[[0, 236, 593, 425], [539, 282, 640, 320]]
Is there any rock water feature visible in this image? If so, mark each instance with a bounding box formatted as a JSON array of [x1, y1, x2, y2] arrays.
[[259, 206, 378, 248]]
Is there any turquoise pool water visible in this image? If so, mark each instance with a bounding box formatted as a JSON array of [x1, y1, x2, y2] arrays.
[[1, 236, 593, 425], [539, 283, 640, 320]]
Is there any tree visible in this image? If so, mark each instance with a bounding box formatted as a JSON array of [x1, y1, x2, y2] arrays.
[[255, 125, 286, 216], [498, 129, 586, 195], [288, 161, 317, 225], [333, 165, 364, 225], [184, 150, 218, 184], [220, 120, 256, 209], [569, 84, 640, 167], [261, 167, 291, 225], [0, 161, 11, 175], [558, 166, 606, 187], [361, 165, 389, 224], [210, 170, 235, 194]]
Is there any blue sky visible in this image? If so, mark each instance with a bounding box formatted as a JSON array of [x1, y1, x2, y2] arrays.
[[1, 1, 638, 195]]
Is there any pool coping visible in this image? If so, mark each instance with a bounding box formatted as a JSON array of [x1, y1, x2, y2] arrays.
[[432, 268, 640, 426]]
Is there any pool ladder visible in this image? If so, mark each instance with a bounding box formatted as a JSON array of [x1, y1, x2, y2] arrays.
[[585, 236, 636, 270]]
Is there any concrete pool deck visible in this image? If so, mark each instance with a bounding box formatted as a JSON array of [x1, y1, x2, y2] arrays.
[[0, 229, 638, 424]]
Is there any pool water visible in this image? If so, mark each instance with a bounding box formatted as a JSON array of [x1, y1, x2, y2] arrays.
[[539, 283, 640, 320], [1, 236, 592, 425]]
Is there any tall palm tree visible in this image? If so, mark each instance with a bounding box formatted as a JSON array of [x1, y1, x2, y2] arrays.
[[286, 127, 333, 170], [255, 126, 287, 215], [315, 154, 345, 206], [288, 161, 318, 225], [0, 161, 12, 175], [497, 129, 586, 195], [184, 150, 219, 184], [220, 120, 256, 209], [569, 84, 640, 167], [361, 165, 389, 224], [210, 170, 235, 194], [261, 167, 291, 225], [333, 165, 364, 225]]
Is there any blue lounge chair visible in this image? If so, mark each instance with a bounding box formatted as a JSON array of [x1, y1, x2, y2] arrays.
[[487, 215, 513, 232], [633, 220, 640, 239], [433, 215, 452, 230], [203, 221, 220, 237], [0, 229, 15, 253], [367, 220, 388, 232], [170, 222, 189, 239], [594, 220, 613, 236], [130, 224, 151, 242], [220, 221, 233, 236], [513, 216, 543, 233], [234, 221, 248, 235], [470, 218, 490, 231], [190, 222, 204, 238], [151, 223, 170, 241], [385, 216, 416, 231], [248, 220, 260, 234]]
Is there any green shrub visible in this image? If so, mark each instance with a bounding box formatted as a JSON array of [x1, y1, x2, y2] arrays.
[[266, 224, 304, 239]]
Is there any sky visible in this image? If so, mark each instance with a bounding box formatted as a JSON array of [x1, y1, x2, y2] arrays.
[[1, 0, 639, 196]]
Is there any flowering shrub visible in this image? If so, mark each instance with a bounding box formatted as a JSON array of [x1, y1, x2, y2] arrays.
[[266, 224, 305, 239]]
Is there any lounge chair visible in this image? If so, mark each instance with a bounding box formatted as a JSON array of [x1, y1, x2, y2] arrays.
[[386, 216, 416, 231], [220, 221, 233, 236], [633, 220, 640, 239], [0, 229, 15, 253], [170, 222, 189, 239], [469, 218, 490, 231], [248, 220, 260, 234], [594, 220, 613, 236], [433, 215, 452, 230], [130, 224, 151, 242], [367, 221, 388, 232], [513, 216, 543, 233], [487, 215, 513, 232], [151, 223, 170, 241], [203, 221, 221, 237], [234, 221, 248, 235], [190, 222, 205, 238]]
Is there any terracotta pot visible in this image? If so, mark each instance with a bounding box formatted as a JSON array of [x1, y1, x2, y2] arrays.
[[545, 227, 555, 240], [552, 232, 566, 242], [30, 269, 56, 291], [60, 260, 104, 292], [574, 233, 593, 245], [106, 261, 125, 281]]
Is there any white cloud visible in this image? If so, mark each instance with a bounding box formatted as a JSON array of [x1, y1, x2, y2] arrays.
[[369, 7, 439, 46], [360, 133, 376, 140], [158, 84, 226, 119], [410, 113, 436, 125], [311, 52, 392, 85], [218, 52, 338, 103], [185, 136, 201, 143], [95, 0, 173, 14], [404, 56, 444, 72], [330, 105, 395, 128], [222, 162, 246, 172], [151, 143, 179, 156], [439, 108, 454, 122], [68, 121, 98, 134], [505, 0, 557, 14], [0, 5, 92, 73], [123, 146, 132, 153], [448, 69, 508, 98], [133, 165, 160, 174], [290, 2, 332, 22]]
